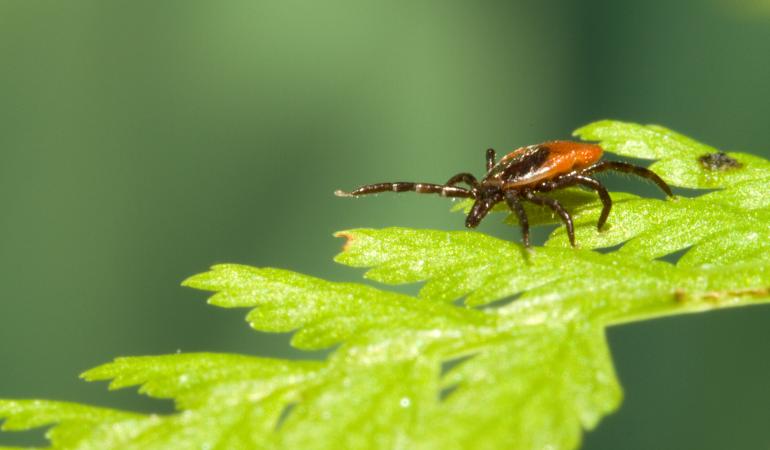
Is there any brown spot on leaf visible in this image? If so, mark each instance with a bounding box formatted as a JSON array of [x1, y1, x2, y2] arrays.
[[674, 286, 770, 305], [698, 152, 742, 171], [334, 231, 356, 252]]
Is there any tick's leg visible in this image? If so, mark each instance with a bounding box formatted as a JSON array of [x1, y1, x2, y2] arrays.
[[537, 174, 611, 230], [445, 173, 479, 189], [585, 161, 673, 197], [549, 175, 612, 230], [486, 148, 496, 173], [504, 191, 531, 247], [526, 193, 576, 247], [335, 182, 473, 198], [573, 175, 611, 230]]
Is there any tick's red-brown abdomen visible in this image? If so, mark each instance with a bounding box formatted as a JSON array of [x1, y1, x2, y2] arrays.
[[544, 140, 603, 169], [500, 141, 603, 188]]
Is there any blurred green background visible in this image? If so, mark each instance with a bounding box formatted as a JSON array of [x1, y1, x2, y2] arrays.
[[1, 1, 769, 448]]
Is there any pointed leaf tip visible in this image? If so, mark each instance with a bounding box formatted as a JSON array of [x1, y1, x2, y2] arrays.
[[334, 230, 357, 253]]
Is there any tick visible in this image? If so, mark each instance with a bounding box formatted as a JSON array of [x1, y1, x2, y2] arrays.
[[335, 141, 673, 247]]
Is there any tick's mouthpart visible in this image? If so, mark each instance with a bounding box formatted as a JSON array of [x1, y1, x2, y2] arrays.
[[334, 190, 354, 197]]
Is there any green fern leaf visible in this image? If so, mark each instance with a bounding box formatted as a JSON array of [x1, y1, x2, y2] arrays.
[[2, 121, 769, 450]]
